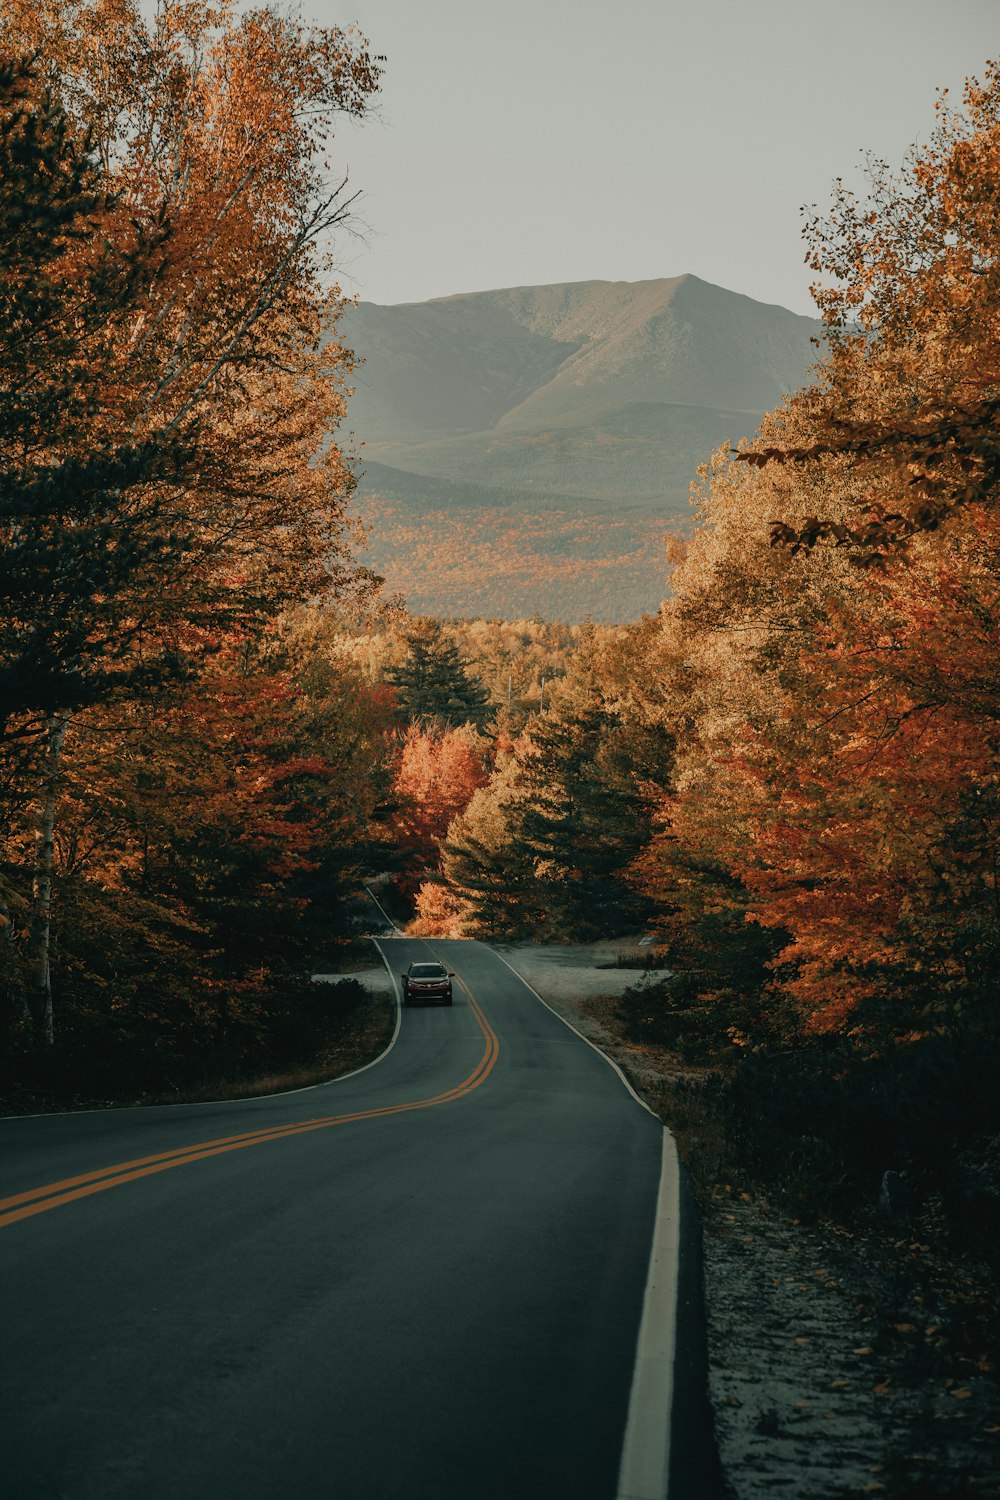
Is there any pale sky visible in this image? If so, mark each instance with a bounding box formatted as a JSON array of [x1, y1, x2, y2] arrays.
[[312, 0, 1000, 315]]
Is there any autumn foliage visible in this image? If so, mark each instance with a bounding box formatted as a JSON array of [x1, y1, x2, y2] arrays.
[[0, 2, 385, 1088], [646, 66, 1000, 1038], [370, 64, 1000, 1219], [4, 3, 1000, 1202], [390, 725, 488, 902]]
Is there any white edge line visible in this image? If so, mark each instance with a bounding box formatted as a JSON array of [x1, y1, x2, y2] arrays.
[[1, 936, 403, 1123], [488, 948, 660, 1119], [488, 945, 680, 1500], [362, 882, 405, 936], [616, 1130, 681, 1500]]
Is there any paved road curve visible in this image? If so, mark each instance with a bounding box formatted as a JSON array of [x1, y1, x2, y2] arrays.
[[1, 938, 695, 1500]]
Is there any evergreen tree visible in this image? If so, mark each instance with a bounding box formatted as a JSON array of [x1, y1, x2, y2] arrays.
[[436, 674, 668, 941], [387, 619, 491, 727], [515, 687, 658, 939], [0, 53, 181, 740], [437, 766, 539, 939]]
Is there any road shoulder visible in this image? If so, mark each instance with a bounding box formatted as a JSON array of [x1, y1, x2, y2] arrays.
[[494, 941, 1000, 1500]]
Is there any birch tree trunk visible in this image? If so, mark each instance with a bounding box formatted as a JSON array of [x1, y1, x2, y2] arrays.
[[28, 715, 67, 1045]]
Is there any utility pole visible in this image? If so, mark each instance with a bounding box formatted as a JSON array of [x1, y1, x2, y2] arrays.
[[540, 676, 546, 712]]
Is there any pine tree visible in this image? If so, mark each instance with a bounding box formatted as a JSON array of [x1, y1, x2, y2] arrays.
[[437, 772, 539, 939], [387, 619, 491, 727], [436, 677, 665, 941], [514, 689, 656, 940], [0, 53, 181, 740]]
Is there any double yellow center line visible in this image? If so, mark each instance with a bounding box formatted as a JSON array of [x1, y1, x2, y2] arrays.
[[0, 983, 499, 1233]]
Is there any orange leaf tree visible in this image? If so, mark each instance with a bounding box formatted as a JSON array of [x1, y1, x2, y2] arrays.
[[0, 2, 383, 1048], [0, 2, 382, 729], [390, 724, 488, 902], [650, 65, 1000, 1038]]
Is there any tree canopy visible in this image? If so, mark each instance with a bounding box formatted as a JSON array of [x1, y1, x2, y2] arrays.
[[0, 2, 384, 1062], [387, 618, 491, 727]]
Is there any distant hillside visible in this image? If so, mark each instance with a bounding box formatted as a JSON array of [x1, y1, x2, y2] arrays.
[[342, 276, 821, 620]]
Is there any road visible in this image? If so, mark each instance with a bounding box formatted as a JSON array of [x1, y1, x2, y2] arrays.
[[0, 937, 715, 1500]]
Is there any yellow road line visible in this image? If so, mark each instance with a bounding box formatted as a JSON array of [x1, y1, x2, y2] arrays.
[[0, 986, 499, 1233]]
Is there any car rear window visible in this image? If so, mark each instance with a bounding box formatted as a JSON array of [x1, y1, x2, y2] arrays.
[[410, 963, 446, 978]]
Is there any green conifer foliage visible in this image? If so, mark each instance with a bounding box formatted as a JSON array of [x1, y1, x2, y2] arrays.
[[515, 690, 657, 939], [437, 759, 539, 939], [439, 677, 665, 940], [387, 618, 491, 727], [0, 54, 181, 740]]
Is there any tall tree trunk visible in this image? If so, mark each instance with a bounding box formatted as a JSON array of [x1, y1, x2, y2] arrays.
[[28, 716, 67, 1045]]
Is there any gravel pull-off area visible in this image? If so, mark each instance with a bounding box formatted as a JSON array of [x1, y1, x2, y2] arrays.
[[312, 966, 394, 997], [496, 941, 1000, 1500], [704, 1196, 1000, 1499], [705, 1202, 911, 1499]]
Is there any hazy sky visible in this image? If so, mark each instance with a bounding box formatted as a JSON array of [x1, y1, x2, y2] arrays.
[[310, 0, 999, 315]]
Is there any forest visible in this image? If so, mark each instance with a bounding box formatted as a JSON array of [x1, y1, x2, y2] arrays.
[[1, 3, 998, 1270]]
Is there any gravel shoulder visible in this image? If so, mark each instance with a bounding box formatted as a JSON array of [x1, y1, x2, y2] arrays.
[[496, 940, 1000, 1500], [312, 965, 394, 996]]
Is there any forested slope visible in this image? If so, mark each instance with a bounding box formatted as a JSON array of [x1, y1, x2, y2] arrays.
[[343, 275, 821, 619]]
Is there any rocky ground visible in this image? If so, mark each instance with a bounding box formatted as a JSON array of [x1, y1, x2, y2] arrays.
[[496, 940, 1000, 1500]]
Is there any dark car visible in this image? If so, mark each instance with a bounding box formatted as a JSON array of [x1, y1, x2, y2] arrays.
[[401, 961, 454, 1006]]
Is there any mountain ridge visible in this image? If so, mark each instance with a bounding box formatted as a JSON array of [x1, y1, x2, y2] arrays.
[[342, 275, 821, 619], [344, 273, 819, 448]]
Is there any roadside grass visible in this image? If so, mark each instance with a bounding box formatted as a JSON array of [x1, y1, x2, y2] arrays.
[[138, 986, 396, 1108], [0, 950, 396, 1115]]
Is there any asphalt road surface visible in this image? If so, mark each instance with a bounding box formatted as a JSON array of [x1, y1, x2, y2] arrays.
[[1, 937, 716, 1500]]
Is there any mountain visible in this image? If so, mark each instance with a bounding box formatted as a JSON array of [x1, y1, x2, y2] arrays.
[[342, 275, 821, 620]]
